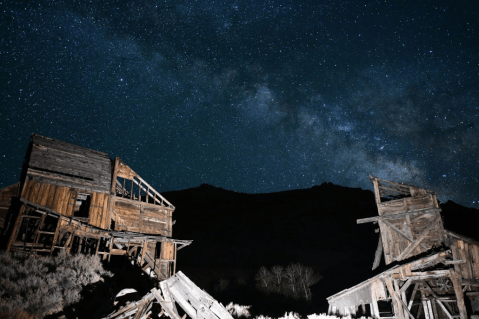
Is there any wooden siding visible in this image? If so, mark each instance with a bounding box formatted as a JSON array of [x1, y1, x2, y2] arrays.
[[451, 239, 479, 281], [21, 179, 110, 228], [22, 179, 73, 216], [112, 197, 172, 236], [27, 134, 111, 193], [0, 183, 20, 229]]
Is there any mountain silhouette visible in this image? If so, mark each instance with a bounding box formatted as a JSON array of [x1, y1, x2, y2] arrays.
[[161, 182, 478, 315]]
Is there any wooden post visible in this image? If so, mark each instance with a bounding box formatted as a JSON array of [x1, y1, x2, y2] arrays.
[[449, 269, 468, 319], [173, 242, 177, 275], [394, 279, 406, 319], [111, 157, 120, 194], [140, 240, 146, 267], [384, 276, 405, 319], [431, 299, 439, 319], [30, 213, 46, 253], [108, 237, 114, 262], [49, 215, 61, 255], [95, 237, 101, 256], [6, 205, 26, 252], [408, 283, 419, 310], [371, 297, 380, 319], [422, 299, 433, 319], [394, 279, 409, 319], [372, 236, 383, 270]]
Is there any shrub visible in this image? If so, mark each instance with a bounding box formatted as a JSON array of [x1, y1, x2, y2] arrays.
[[226, 302, 251, 318], [255, 263, 321, 301], [0, 251, 112, 318]]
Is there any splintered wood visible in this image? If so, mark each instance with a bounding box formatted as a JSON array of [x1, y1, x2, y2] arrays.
[[104, 272, 234, 319], [327, 176, 479, 319]]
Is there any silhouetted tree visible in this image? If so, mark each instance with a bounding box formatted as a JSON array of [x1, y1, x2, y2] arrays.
[[255, 263, 321, 301]]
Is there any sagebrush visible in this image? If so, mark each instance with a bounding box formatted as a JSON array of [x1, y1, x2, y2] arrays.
[[0, 251, 112, 318]]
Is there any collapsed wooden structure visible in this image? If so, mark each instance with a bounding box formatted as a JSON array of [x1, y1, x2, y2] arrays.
[[104, 271, 234, 319], [327, 176, 479, 319], [0, 134, 191, 280]]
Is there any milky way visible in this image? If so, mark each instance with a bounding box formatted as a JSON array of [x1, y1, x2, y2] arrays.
[[1, 1, 478, 207]]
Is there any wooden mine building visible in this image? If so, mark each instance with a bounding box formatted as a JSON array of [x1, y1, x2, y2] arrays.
[[327, 176, 479, 319], [0, 134, 191, 280]]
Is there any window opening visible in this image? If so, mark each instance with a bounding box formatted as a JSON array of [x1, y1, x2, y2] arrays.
[[74, 193, 91, 218]]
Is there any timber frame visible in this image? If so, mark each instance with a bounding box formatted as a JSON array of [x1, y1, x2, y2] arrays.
[[0, 134, 191, 281], [327, 176, 479, 319]]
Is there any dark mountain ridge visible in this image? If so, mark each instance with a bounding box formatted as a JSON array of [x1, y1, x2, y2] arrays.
[[162, 182, 479, 315]]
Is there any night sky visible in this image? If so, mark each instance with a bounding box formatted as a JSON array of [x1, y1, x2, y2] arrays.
[[1, 1, 478, 208]]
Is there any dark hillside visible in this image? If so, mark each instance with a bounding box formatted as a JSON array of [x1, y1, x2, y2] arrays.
[[162, 183, 479, 315], [163, 182, 380, 314]]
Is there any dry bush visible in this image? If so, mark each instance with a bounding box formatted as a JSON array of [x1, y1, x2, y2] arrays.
[[0, 251, 112, 318], [255, 263, 321, 301], [226, 302, 251, 318]]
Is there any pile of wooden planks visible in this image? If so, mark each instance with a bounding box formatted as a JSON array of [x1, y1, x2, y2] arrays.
[[104, 271, 234, 319]]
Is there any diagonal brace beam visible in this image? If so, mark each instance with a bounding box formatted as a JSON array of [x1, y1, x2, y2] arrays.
[[397, 215, 441, 261]]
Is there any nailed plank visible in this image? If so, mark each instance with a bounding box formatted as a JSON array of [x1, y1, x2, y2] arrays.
[[357, 208, 442, 224], [397, 215, 441, 261], [27, 169, 110, 193], [382, 219, 428, 251]]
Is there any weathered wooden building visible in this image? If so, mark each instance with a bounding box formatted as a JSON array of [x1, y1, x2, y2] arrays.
[[0, 134, 191, 280], [327, 176, 479, 319]]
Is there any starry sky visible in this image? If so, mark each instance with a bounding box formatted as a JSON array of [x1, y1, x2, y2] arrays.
[[1, 0, 478, 207]]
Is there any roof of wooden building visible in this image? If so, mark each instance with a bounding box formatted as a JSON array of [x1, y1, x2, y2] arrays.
[[26, 134, 112, 193]]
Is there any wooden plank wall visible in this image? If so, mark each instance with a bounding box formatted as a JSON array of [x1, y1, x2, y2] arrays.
[[451, 239, 479, 281], [89, 192, 110, 229], [112, 198, 172, 236], [28, 134, 111, 193], [21, 179, 110, 229], [0, 183, 19, 229], [377, 193, 443, 264], [378, 194, 438, 216], [22, 179, 75, 216]]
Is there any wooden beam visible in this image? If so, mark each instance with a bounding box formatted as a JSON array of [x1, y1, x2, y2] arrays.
[[108, 237, 114, 262], [421, 280, 438, 299], [396, 215, 441, 261], [448, 269, 468, 319], [6, 205, 26, 252], [140, 240, 146, 267], [372, 236, 383, 270], [384, 276, 405, 319], [392, 270, 450, 280], [400, 278, 413, 294], [111, 157, 120, 194], [408, 283, 419, 310], [382, 219, 428, 251], [30, 214, 46, 253], [357, 208, 442, 224], [49, 216, 62, 255], [394, 279, 408, 319], [436, 300, 453, 319], [431, 299, 439, 319]]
